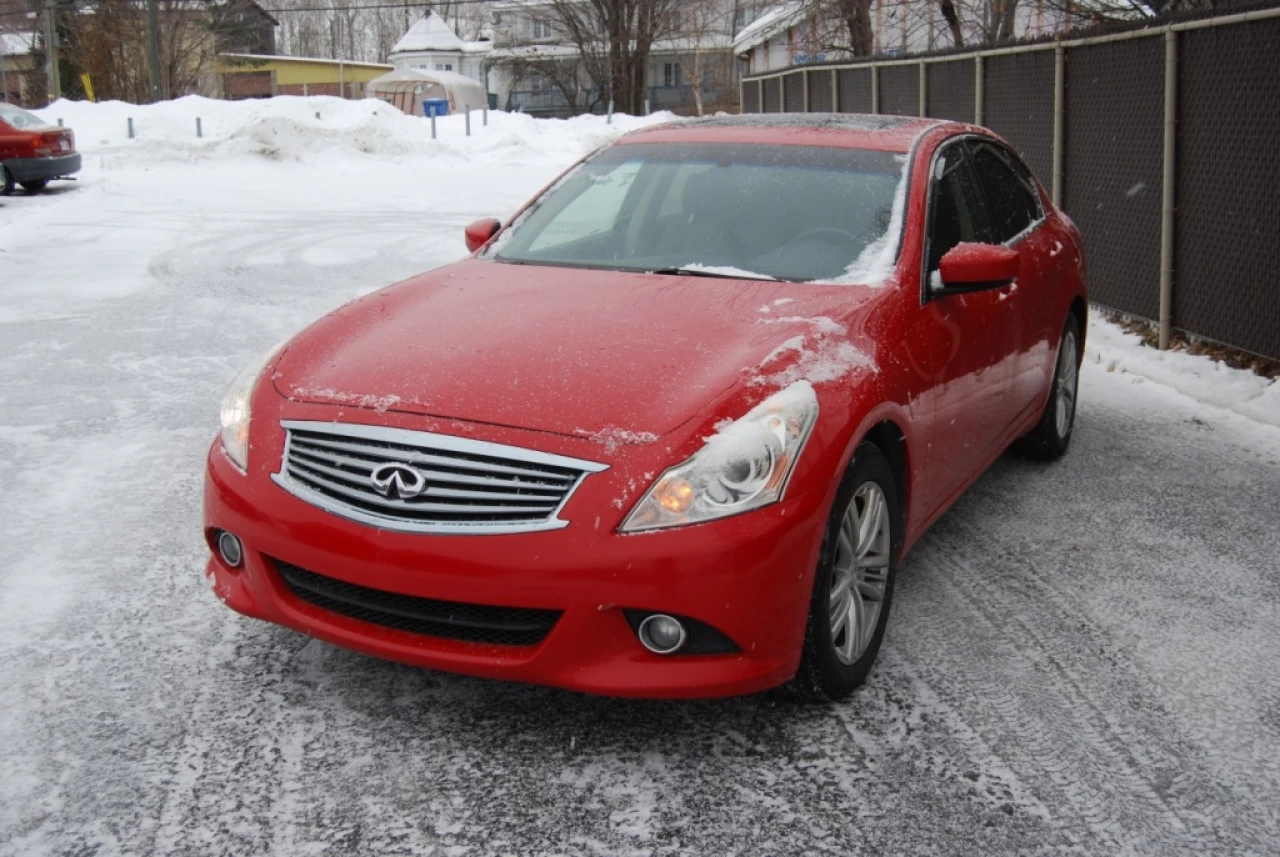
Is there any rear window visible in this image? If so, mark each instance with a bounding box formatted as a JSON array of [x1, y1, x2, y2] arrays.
[[0, 103, 47, 130]]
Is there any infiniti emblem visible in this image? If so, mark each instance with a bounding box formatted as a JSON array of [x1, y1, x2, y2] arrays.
[[369, 462, 428, 500]]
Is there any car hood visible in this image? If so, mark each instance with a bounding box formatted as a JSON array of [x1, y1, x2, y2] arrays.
[[272, 259, 880, 439]]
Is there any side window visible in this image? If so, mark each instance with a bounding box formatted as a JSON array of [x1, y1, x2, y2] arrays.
[[969, 142, 1041, 243], [926, 142, 990, 274]]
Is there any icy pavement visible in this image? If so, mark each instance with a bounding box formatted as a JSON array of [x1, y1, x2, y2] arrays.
[[2, 99, 1279, 856]]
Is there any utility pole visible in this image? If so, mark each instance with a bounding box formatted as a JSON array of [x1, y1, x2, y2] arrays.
[[147, 0, 161, 101], [1, 45, 9, 103], [44, 1, 61, 102], [338, 17, 345, 98]]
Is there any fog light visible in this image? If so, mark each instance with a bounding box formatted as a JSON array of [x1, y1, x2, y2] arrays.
[[638, 614, 687, 654], [216, 530, 244, 568]]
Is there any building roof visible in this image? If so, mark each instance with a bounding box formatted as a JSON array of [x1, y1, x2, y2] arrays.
[[219, 53, 393, 71], [732, 3, 808, 54], [391, 12, 466, 54], [1, 31, 37, 57]]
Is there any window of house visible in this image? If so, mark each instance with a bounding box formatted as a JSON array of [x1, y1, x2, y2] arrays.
[[663, 63, 683, 87], [532, 18, 551, 39], [435, 63, 453, 71], [670, 10, 681, 31]]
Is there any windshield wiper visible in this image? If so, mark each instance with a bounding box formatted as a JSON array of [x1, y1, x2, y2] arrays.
[[649, 266, 779, 281]]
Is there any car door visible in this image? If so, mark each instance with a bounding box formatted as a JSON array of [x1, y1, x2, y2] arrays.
[[967, 139, 1056, 417], [914, 138, 1022, 513]]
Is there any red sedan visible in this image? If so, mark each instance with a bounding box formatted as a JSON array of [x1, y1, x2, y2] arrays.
[[0, 103, 79, 195], [203, 115, 1086, 700]]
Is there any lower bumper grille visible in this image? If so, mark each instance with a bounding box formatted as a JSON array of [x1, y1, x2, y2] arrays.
[[273, 559, 561, 647]]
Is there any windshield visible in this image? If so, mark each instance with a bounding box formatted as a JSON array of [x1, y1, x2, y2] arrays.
[[487, 142, 906, 282], [0, 103, 48, 130]]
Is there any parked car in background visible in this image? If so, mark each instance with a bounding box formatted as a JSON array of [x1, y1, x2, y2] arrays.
[[203, 114, 1087, 701], [0, 103, 80, 195]]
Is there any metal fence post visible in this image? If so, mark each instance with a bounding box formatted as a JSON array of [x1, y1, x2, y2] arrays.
[[644, 98, 650, 115], [831, 68, 839, 111], [57, 117, 63, 127], [871, 65, 879, 115], [196, 116, 202, 138], [1052, 45, 1065, 208], [483, 105, 488, 126], [127, 117, 134, 139], [738, 77, 745, 114], [607, 99, 613, 123], [803, 70, 810, 112], [430, 110, 436, 139], [465, 105, 471, 136], [1159, 28, 1177, 350], [974, 55, 984, 125], [780, 74, 787, 111], [918, 61, 927, 117]]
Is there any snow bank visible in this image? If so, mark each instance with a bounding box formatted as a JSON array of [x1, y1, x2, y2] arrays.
[[33, 95, 674, 164], [1086, 312, 1279, 428]]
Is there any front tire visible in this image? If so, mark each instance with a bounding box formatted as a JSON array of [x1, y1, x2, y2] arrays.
[[1014, 314, 1082, 461], [788, 443, 902, 702], [0, 166, 13, 196]]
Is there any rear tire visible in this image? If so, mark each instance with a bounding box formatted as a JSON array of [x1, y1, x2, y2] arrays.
[[787, 443, 902, 702], [0, 166, 13, 196], [20, 179, 49, 193], [1014, 314, 1082, 461]]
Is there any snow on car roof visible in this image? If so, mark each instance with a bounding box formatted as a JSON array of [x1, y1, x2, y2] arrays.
[[617, 113, 946, 153]]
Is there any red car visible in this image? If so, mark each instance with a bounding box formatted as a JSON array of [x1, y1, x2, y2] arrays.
[[0, 103, 80, 195], [203, 115, 1086, 700]]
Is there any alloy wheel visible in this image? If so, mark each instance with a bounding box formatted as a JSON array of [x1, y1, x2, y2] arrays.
[[1055, 329, 1080, 439], [829, 481, 891, 666]]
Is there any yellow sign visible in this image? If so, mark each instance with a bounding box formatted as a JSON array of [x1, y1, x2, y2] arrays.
[[81, 74, 95, 102]]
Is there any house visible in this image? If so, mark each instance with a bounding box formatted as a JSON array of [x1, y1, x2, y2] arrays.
[[1, 31, 38, 106], [388, 11, 492, 90], [218, 54, 393, 99], [484, 0, 762, 116], [734, 0, 1070, 76]]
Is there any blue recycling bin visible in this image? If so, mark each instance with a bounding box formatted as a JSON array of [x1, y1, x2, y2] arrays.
[[423, 98, 450, 118]]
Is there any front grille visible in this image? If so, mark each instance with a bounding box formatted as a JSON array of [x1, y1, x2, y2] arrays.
[[274, 559, 561, 647], [273, 420, 607, 534]]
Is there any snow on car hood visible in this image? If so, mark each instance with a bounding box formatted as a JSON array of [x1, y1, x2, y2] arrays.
[[271, 259, 882, 439]]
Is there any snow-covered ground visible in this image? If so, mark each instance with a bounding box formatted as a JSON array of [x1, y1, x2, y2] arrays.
[[1, 97, 1278, 856]]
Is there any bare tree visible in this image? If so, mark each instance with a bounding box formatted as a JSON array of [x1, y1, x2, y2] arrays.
[[503, 51, 597, 113], [544, 0, 679, 115]]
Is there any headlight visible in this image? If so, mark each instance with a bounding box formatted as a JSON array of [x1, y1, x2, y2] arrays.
[[219, 344, 283, 471], [620, 382, 818, 532]]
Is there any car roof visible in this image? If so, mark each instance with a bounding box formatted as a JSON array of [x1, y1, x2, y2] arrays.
[[616, 114, 950, 153]]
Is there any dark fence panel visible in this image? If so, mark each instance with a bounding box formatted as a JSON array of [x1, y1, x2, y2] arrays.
[[879, 64, 919, 116], [982, 51, 1054, 188], [742, 79, 761, 114], [837, 67, 873, 112], [808, 69, 833, 111], [784, 72, 805, 111], [926, 59, 975, 123], [1063, 39, 1164, 321], [1176, 19, 1280, 358], [763, 77, 781, 112]]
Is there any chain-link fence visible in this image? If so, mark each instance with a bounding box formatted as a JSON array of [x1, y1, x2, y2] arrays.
[[740, 8, 1280, 361]]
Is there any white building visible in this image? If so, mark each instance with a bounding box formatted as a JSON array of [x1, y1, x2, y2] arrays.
[[734, 0, 1069, 76], [485, 0, 763, 116], [388, 12, 492, 90]]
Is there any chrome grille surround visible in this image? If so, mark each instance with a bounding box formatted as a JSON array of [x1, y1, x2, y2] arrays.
[[273, 420, 608, 535]]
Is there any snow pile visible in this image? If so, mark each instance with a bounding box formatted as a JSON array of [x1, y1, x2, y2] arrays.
[[32, 95, 674, 164], [1085, 313, 1279, 428], [754, 316, 876, 387]]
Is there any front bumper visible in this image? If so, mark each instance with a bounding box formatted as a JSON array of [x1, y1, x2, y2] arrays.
[[4, 153, 81, 182], [201, 413, 832, 698]]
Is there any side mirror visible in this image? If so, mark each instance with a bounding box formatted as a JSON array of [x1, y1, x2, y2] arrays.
[[934, 243, 1020, 294], [464, 217, 501, 253]]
